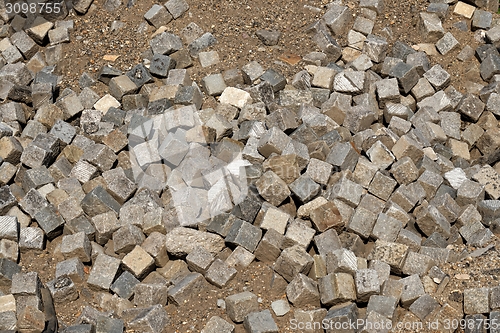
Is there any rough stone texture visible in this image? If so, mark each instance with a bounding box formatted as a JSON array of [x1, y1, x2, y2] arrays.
[[165, 227, 225, 257]]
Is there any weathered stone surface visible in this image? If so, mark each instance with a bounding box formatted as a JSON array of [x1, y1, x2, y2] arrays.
[[165, 227, 225, 257]]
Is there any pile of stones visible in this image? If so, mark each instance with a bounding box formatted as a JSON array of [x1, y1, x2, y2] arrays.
[[1, 0, 500, 332]]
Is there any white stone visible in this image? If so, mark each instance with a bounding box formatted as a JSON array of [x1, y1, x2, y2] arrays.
[[444, 168, 468, 190], [93, 94, 120, 114], [454, 2, 475, 19], [219, 87, 253, 109], [260, 206, 290, 234]]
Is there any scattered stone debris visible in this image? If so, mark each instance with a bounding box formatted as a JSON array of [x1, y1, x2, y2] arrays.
[[1, 0, 500, 332]]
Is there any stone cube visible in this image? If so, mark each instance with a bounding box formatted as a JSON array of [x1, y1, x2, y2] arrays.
[[243, 310, 278, 333], [457, 179, 485, 206], [55, 258, 85, 284], [87, 254, 121, 291], [363, 34, 388, 63], [464, 287, 490, 314], [47, 276, 78, 303], [454, 1, 475, 18], [19, 227, 44, 252], [376, 78, 400, 107], [225, 246, 255, 268], [186, 246, 215, 274], [400, 274, 426, 308], [389, 62, 420, 94], [481, 53, 500, 82], [167, 272, 206, 305], [144, 4, 172, 29], [423, 64, 451, 90], [323, 5, 352, 36], [133, 283, 169, 307], [326, 248, 358, 275], [225, 219, 262, 253], [150, 32, 182, 55], [201, 74, 226, 96], [354, 269, 380, 302], [112, 224, 145, 254], [368, 240, 409, 274], [255, 170, 290, 206], [286, 273, 320, 307], [110, 271, 140, 300], [274, 245, 314, 282], [201, 316, 235, 333], [326, 176, 363, 208], [122, 245, 155, 279], [254, 229, 284, 263], [436, 32, 460, 55], [81, 186, 121, 218], [61, 232, 91, 263], [225, 291, 259, 323]]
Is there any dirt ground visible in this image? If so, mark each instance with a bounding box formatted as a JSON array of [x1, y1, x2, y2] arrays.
[[11, 0, 500, 331]]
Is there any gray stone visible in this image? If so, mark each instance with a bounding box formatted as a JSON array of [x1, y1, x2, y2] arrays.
[[376, 78, 400, 107], [472, 9, 492, 30], [47, 276, 78, 303], [457, 179, 485, 206], [165, 0, 189, 19], [323, 5, 352, 36], [225, 291, 259, 323], [81, 186, 121, 218], [167, 272, 206, 305], [419, 12, 445, 43], [55, 258, 85, 284], [261, 69, 287, 93], [286, 273, 320, 307], [149, 54, 175, 78], [87, 254, 121, 291], [19, 227, 45, 252], [326, 176, 363, 208], [389, 62, 420, 94], [367, 295, 398, 319], [464, 287, 490, 314], [201, 316, 235, 333], [150, 32, 182, 55], [110, 271, 140, 300], [34, 204, 64, 239], [275, 245, 314, 282], [133, 283, 169, 307], [289, 174, 321, 203], [355, 269, 380, 302], [127, 305, 170, 333], [457, 93, 485, 122], [144, 4, 173, 28], [353, 16, 374, 35], [359, 0, 384, 14], [363, 34, 388, 63], [243, 310, 278, 333], [188, 33, 217, 57], [256, 29, 281, 46], [400, 274, 426, 308], [202, 74, 226, 96], [407, 52, 430, 76], [422, 64, 450, 92], [436, 32, 460, 55], [225, 219, 262, 253], [61, 232, 92, 263], [322, 303, 358, 333]]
